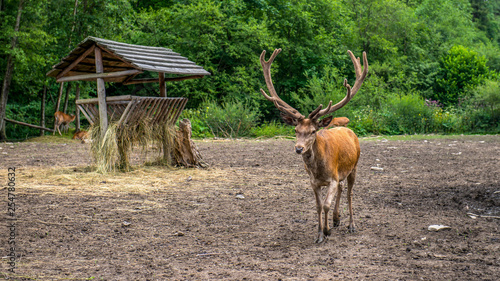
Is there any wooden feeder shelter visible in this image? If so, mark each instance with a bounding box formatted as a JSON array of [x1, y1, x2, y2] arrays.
[[46, 36, 210, 138], [46, 37, 210, 169]]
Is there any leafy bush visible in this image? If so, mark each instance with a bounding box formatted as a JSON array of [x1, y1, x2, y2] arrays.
[[290, 66, 346, 115], [198, 100, 260, 138], [435, 45, 489, 106], [461, 79, 500, 132], [250, 120, 294, 138], [179, 108, 213, 138], [378, 93, 434, 135]]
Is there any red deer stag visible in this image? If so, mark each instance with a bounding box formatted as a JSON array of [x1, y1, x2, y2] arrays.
[[53, 111, 76, 136], [260, 48, 368, 243]]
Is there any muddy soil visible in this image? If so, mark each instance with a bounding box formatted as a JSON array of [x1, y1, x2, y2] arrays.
[[0, 135, 499, 280]]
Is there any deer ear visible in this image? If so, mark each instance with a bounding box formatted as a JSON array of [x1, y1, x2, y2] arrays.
[[280, 112, 298, 126], [318, 116, 333, 128]]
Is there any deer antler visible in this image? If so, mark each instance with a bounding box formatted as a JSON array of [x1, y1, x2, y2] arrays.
[[309, 50, 368, 120], [260, 49, 304, 120]]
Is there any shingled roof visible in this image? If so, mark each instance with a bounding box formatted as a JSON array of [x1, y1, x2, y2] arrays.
[[46, 36, 210, 83]]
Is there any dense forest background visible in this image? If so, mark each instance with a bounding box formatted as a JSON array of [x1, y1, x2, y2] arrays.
[[0, 0, 499, 139]]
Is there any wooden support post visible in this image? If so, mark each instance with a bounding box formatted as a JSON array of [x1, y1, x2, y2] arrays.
[[40, 85, 46, 136], [95, 47, 108, 138], [159, 72, 166, 97], [54, 82, 64, 132], [63, 83, 72, 113], [75, 84, 80, 131], [55, 82, 64, 112]]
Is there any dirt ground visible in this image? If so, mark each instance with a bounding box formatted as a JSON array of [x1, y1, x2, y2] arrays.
[[0, 134, 499, 280]]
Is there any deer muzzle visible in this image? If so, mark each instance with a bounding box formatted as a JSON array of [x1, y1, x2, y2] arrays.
[[295, 145, 304, 154]]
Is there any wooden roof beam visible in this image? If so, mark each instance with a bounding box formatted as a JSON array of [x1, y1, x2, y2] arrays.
[[56, 69, 142, 83], [56, 44, 96, 79], [122, 75, 204, 85]]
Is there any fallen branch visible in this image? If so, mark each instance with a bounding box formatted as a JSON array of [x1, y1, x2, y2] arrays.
[[4, 118, 55, 132]]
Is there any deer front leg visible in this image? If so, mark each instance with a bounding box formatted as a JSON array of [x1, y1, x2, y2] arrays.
[[312, 185, 325, 243], [322, 180, 337, 237]]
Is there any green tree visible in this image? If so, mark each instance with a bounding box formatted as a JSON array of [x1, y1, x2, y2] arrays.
[[435, 45, 489, 105]]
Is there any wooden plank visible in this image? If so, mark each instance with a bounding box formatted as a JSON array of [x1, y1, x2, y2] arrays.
[[123, 78, 158, 85], [56, 69, 142, 83], [159, 73, 166, 97], [144, 98, 160, 119], [4, 118, 54, 132], [76, 95, 132, 105], [75, 85, 80, 131], [158, 98, 181, 124], [91, 37, 178, 52], [95, 47, 108, 138], [122, 75, 204, 85], [151, 99, 170, 124], [135, 98, 153, 122], [77, 104, 94, 125], [107, 105, 117, 121], [121, 98, 140, 125], [98, 46, 138, 69], [117, 99, 136, 126], [172, 98, 188, 123], [113, 55, 198, 68], [166, 98, 184, 124], [55, 82, 64, 113], [57, 44, 95, 79], [85, 104, 98, 122], [103, 44, 180, 55], [105, 51, 197, 65], [132, 63, 210, 75]]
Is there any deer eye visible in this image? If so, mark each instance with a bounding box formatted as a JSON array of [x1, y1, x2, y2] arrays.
[[311, 129, 316, 134]]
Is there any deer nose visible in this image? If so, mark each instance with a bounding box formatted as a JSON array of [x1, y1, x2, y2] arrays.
[[295, 146, 304, 154]]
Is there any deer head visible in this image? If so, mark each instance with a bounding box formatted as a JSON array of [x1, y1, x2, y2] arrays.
[[260, 48, 368, 154]]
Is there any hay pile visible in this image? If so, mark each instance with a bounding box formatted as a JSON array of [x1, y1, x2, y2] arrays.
[[89, 118, 206, 173]]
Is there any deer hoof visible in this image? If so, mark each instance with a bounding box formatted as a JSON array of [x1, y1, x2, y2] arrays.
[[323, 228, 332, 236], [333, 219, 340, 228], [347, 225, 356, 233], [315, 233, 326, 244]]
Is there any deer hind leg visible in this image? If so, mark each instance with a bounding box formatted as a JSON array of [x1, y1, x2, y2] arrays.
[[322, 180, 337, 237], [346, 168, 357, 232], [332, 181, 343, 227], [312, 185, 326, 243], [53, 120, 58, 135]]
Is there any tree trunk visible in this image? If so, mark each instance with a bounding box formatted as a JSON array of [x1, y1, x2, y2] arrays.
[[40, 84, 46, 136], [0, 0, 24, 140], [68, 0, 79, 48], [172, 119, 208, 168]]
